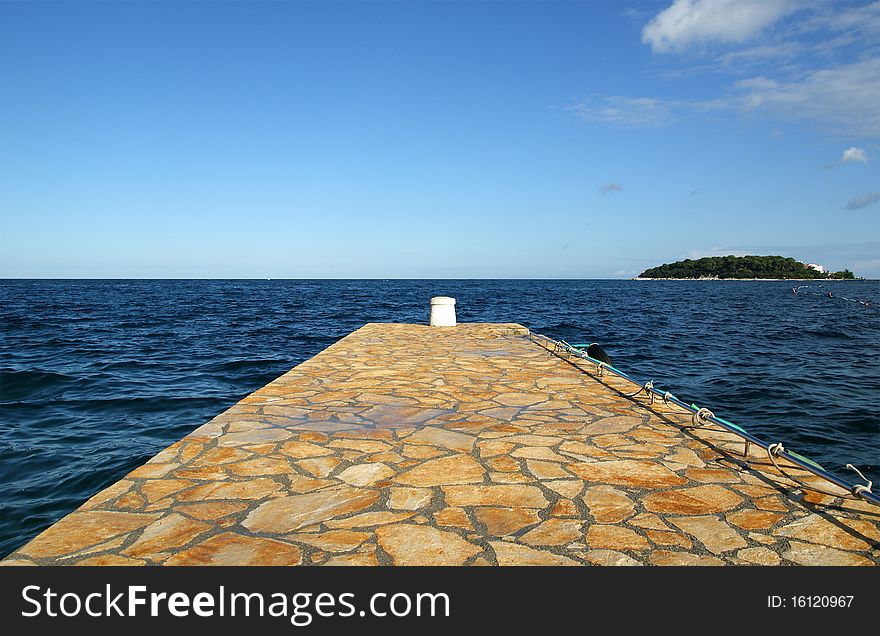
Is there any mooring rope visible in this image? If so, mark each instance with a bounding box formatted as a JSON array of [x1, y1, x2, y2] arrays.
[[626, 381, 655, 402], [692, 407, 715, 426], [846, 464, 874, 498], [528, 332, 879, 506], [765, 443, 854, 498]]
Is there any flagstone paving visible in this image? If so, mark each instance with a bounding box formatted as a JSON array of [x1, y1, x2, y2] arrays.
[[3, 323, 878, 566]]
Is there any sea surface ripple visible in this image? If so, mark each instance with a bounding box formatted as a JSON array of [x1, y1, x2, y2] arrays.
[[1, 279, 878, 556]]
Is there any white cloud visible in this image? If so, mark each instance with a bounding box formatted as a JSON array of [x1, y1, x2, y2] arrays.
[[642, 0, 799, 53], [573, 58, 880, 136], [569, 3, 880, 138], [799, 1, 880, 36], [570, 96, 674, 127], [845, 192, 880, 210], [599, 183, 624, 194], [716, 41, 804, 68], [841, 147, 868, 163], [569, 93, 729, 128], [733, 58, 880, 137]]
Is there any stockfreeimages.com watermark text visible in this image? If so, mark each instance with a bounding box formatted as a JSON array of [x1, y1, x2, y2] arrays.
[[21, 585, 450, 626]]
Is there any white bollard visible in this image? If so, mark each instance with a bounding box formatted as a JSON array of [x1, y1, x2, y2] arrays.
[[430, 296, 456, 327]]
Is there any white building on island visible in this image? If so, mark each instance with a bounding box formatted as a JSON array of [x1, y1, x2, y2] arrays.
[[806, 263, 826, 273]]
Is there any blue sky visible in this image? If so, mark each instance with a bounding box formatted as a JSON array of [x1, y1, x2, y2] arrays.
[[1, 0, 878, 278]]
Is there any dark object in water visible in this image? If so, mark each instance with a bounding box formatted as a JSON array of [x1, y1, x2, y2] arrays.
[[586, 343, 613, 367]]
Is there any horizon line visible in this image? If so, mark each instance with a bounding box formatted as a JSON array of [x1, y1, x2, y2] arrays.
[[1, 276, 634, 281]]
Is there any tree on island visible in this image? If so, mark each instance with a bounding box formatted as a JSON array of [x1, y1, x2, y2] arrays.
[[638, 255, 856, 280]]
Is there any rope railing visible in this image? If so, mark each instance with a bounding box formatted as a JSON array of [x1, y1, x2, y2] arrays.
[[529, 332, 879, 506]]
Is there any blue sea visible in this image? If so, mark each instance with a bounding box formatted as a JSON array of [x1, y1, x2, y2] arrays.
[[1, 279, 878, 557]]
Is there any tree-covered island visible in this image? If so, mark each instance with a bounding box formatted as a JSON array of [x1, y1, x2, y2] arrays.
[[637, 255, 856, 280]]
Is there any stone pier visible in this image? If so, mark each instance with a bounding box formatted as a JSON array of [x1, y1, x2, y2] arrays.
[[3, 323, 878, 566]]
